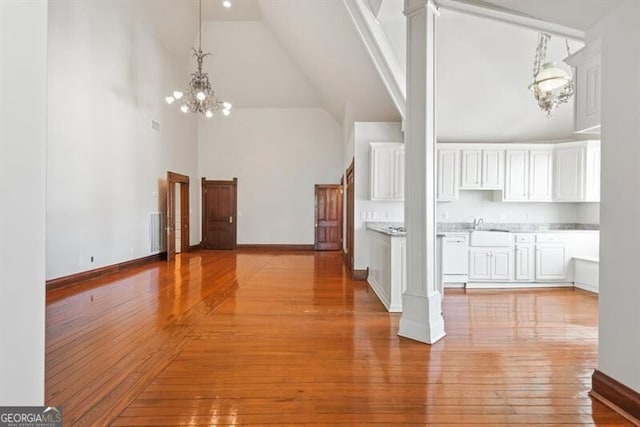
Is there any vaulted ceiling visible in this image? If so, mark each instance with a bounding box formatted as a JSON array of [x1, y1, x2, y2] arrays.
[[153, 0, 623, 133]]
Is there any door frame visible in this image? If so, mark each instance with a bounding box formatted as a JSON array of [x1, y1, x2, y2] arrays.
[[167, 171, 190, 262], [201, 177, 238, 249], [314, 184, 343, 251], [345, 160, 355, 270]]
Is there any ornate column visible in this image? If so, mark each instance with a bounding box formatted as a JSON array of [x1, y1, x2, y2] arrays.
[[398, 0, 445, 344]]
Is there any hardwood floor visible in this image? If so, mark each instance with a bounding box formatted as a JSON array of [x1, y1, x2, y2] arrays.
[[45, 251, 630, 426]]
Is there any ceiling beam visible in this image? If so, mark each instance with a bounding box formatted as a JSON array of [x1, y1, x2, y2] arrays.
[[434, 0, 585, 41]]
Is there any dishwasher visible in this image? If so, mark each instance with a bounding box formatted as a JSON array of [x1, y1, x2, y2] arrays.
[[441, 233, 469, 287]]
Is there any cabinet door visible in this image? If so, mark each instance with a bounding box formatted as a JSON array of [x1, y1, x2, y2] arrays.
[[460, 150, 482, 189], [576, 56, 601, 133], [370, 145, 395, 200], [585, 145, 600, 202], [504, 150, 529, 201], [529, 150, 553, 201], [491, 248, 513, 280], [515, 244, 534, 281], [535, 244, 567, 280], [393, 147, 405, 200], [437, 149, 458, 201], [468, 249, 491, 280], [554, 146, 584, 201], [482, 150, 504, 189]]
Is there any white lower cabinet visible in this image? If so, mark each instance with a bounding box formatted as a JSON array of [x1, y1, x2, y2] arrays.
[[367, 229, 406, 312], [515, 244, 534, 281], [469, 248, 513, 281], [535, 244, 567, 280]]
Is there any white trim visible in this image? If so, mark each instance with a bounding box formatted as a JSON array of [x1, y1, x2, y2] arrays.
[[343, 0, 407, 118], [466, 282, 573, 289], [434, 0, 585, 41]]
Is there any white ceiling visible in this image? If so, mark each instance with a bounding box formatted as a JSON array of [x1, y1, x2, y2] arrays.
[[473, 0, 625, 31], [155, 0, 625, 132]]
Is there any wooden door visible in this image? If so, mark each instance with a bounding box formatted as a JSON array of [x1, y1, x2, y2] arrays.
[[346, 161, 355, 269], [167, 171, 190, 262], [314, 184, 343, 251], [202, 178, 237, 250]]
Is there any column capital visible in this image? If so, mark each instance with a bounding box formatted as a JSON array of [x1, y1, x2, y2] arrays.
[[404, 0, 428, 17]]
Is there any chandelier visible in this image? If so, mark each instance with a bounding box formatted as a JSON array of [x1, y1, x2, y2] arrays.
[[528, 33, 574, 117], [165, 0, 231, 118]]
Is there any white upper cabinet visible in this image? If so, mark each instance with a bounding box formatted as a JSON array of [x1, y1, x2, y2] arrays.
[[566, 40, 601, 134], [437, 149, 459, 201], [504, 148, 553, 202], [460, 148, 503, 190], [370, 142, 404, 201], [529, 150, 553, 201], [553, 141, 600, 202], [460, 149, 482, 188], [504, 150, 529, 201]]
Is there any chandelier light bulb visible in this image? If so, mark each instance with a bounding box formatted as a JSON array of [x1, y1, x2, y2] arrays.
[[223, 1, 232, 8], [196, 91, 206, 101], [205, 110, 213, 118], [173, 91, 184, 100], [180, 105, 189, 113], [165, 96, 175, 105], [223, 102, 232, 110], [222, 109, 230, 117]]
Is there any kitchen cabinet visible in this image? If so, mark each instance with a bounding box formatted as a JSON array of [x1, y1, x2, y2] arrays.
[[370, 142, 404, 201], [367, 227, 406, 312], [514, 233, 534, 281], [504, 148, 553, 202], [460, 149, 503, 190], [437, 149, 458, 201], [565, 39, 601, 134], [535, 234, 567, 281], [469, 247, 513, 281], [554, 141, 600, 202]]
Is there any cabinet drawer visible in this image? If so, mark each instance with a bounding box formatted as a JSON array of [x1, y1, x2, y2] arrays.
[[515, 234, 533, 243], [535, 234, 564, 243]]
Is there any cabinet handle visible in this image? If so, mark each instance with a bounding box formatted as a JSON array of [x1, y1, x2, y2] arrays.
[[229, 216, 233, 224]]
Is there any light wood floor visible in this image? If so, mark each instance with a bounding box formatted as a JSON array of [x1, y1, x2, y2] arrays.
[[45, 251, 629, 426]]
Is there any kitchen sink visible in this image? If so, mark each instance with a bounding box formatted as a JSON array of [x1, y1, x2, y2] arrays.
[[470, 230, 512, 246]]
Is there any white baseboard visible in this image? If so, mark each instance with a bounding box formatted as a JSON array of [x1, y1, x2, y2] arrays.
[[575, 281, 599, 294], [466, 282, 574, 289]]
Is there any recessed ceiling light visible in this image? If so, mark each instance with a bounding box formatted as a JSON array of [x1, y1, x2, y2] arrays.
[[222, 0, 231, 8]]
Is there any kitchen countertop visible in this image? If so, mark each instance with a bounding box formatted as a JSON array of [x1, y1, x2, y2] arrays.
[[438, 222, 599, 232], [367, 222, 599, 236], [366, 222, 406, 236]]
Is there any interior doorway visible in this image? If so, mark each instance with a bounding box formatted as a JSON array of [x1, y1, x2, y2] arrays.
[[201, 177, 237, 250], [314, 184, 343, 251], [167, 171, 190, 262]]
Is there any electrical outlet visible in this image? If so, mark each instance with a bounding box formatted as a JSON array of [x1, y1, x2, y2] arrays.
[[372, 212, 377, 220], [442, 211, 449, 220], [499, 212, 506, 220]]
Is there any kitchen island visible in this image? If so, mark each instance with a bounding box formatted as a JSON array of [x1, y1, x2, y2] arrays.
[[365, 223, 406, 312]]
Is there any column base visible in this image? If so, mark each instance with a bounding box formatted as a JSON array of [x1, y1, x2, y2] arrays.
[[398, 291, 445, 344]]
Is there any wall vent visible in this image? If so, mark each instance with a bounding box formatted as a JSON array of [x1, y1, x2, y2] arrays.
[[149, 212, 162, 253]]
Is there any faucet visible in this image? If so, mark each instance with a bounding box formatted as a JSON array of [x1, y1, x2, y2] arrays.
[[473, 217, 484, 230]]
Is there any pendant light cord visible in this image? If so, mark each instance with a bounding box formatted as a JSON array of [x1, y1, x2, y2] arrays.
[[199, 0, 202, 51]]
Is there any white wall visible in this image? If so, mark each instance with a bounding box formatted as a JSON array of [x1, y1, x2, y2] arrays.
[[198, 108, 342, 245], [46, 0, 199, 280], [437, 192, 579, 223], [576, 203, 600, 224], [594, 0, 640, 393], [354, 122, 404, 269], [0, 1, 47, 405]]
